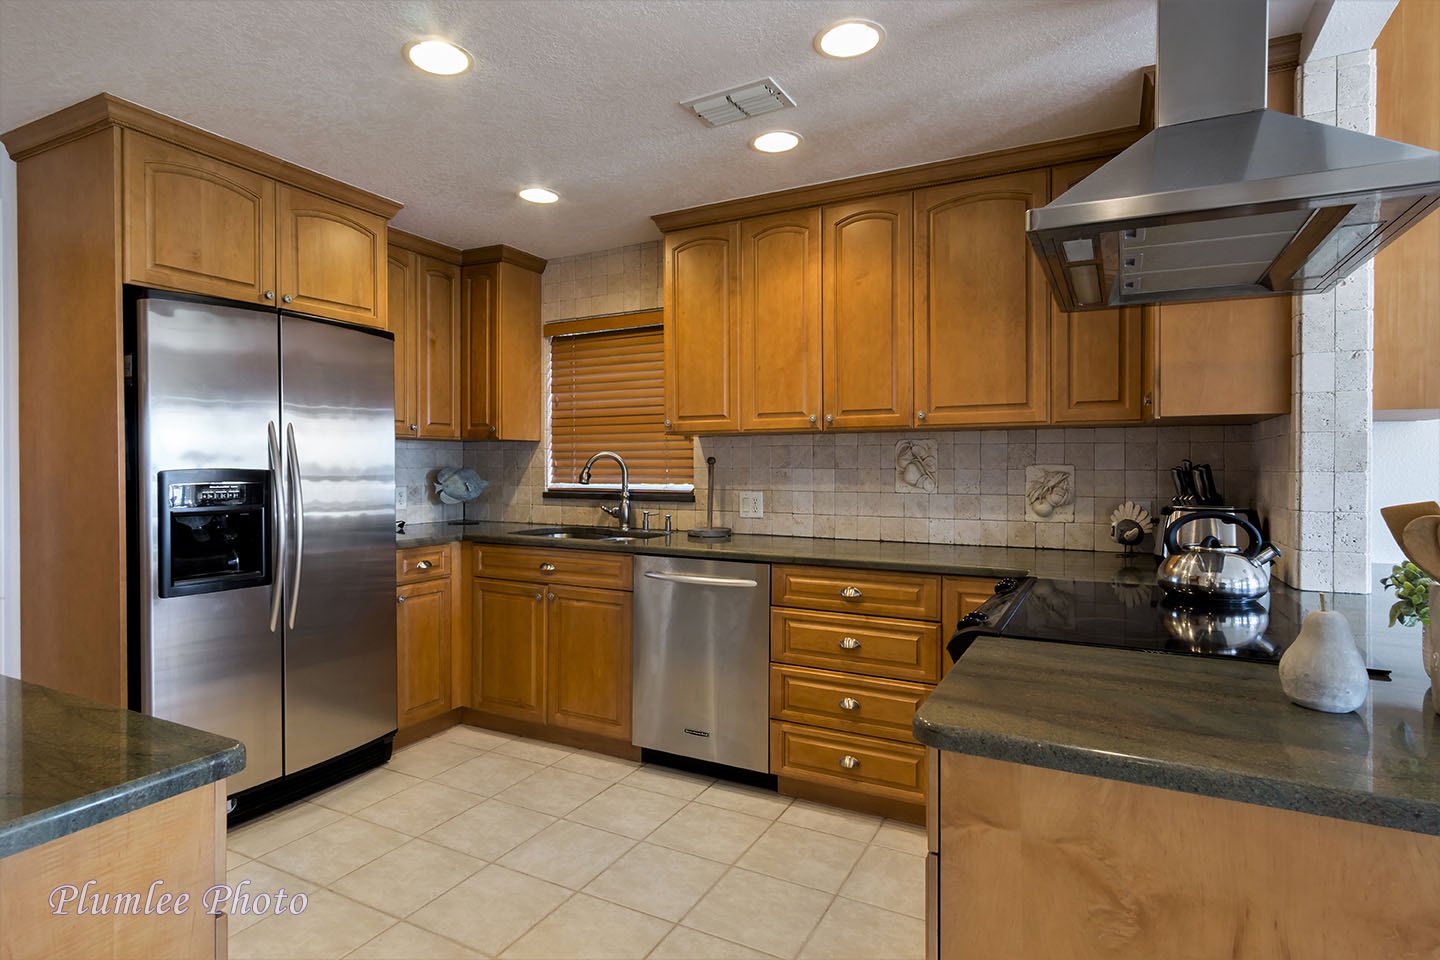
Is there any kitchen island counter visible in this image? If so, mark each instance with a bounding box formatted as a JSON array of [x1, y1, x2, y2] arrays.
[[0, 675, 244, 857]]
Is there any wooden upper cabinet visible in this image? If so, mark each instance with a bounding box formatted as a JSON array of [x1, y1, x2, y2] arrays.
[[277, 185, 387, 328], [1048, 160, 1145, 424], [463, 257, 543, 441], [1152, 299, 1291, 419], [389, 247, 417, 437], [739, 209, 822, 431], [123, 131, 276, 303], [665, 223, 741, 433], [822, 193, 914, 430], [914, 171, 1050, 426], [416, 255, 462, 439]]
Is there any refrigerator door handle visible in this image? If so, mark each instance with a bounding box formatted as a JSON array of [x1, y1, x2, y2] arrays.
[[267, 420, 285, 633], [285, 422, 305, 629]]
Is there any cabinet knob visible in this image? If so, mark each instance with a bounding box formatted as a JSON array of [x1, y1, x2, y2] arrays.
[[282, 294, 294, 304], [839, 755, 861, 770], [1143, 394, 1153, 407], [838, 697, 860, 711], [825, 414, 834, 424], [547, 592, 556, 602], [663, 419, 672, 429], [839, 586, 863, 599], [489, 425, 496, 434], [534, 593, 543, 601], [838, 636, 862, 650], [916, 410, 926, 421], [809, 414, 817, 424], [539, 562, 556, 573], [410, 423, 418, 432], [416, 560, 432, 570], [396, 595, 406, 604], [264, 290, 275, 301]]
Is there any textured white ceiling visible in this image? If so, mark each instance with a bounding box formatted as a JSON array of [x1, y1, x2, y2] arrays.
[[0, 0, 1318, 259]]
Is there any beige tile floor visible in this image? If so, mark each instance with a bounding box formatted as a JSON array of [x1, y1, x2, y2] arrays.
[[225, 725, 927, 959]]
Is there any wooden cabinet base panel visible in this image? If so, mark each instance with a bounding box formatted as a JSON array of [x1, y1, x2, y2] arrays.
[[393, 708, 463, 749], [459, 709, 641, 761], [777, 776, 925, 825], [935, 751, 1440, 960]]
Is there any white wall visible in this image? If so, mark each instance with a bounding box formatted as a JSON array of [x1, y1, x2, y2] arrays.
[[0, 152, 18, 678], [1371, 420, 1440, 566]]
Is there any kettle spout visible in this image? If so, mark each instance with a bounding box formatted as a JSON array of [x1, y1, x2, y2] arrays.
[[1251, 543, 1282, 566]]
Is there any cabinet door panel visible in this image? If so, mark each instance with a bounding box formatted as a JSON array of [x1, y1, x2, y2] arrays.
[[1153, 298, 1291, 419], [397, 577, 451, 728], [417, 256, 462, 438], [462, 264, 496, 438], [123, 131, 275, 303], [388, 247, 417, 437], [915, 172, 1049, 425], [277, 185, 386, 327], [664, 224, 741, 433], [739, 209, 822, 431], [472, 578, 546, 723], [822, 194, 914, 430], [546, 585, 632, 740], [1049, 161, 1144, 424]]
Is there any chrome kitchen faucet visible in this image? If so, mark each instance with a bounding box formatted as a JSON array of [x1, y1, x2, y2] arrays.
[[578, 450, 630, 531]]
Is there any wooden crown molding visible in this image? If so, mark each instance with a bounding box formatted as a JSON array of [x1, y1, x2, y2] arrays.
[[388, 227, 462, 263], [461, 244, 548, 273], [654, 34, 1305, 233], [1, 93, 404, 219]]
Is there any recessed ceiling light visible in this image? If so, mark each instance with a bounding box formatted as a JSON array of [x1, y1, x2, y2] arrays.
[[403, 39, 473, 76], [519, 187, 560, 204], [751, 131, 803, 154], [814, 19, 885, 59]]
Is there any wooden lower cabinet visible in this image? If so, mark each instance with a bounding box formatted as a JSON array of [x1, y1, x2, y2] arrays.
[[772, 721, 926, 802], [396, 544, 461, 731], [470, 545, 633, 747], [929, 750, 1440, 959]]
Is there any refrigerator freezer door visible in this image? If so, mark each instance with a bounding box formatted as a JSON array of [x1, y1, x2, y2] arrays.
[[137, 298, 283, 792], [280, 314, 397, 774]]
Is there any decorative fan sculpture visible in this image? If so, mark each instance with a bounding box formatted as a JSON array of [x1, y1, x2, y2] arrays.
[[435, 466, 488, 526], [1109, 501, 1155, 554]]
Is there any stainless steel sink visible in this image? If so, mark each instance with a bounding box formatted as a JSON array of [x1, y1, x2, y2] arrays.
[[513, 525, 668, 542]]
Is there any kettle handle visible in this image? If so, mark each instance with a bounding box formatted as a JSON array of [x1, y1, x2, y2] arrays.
[[1163, 509, 1264, 558]]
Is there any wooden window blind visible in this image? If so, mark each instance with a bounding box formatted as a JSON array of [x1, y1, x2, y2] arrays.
[[548, 324, 694, 491]]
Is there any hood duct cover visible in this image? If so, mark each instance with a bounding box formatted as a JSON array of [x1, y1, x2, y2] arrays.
[[1027, 0, 1440, 312]]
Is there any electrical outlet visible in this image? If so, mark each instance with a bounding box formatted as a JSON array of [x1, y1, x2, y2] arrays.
[[395, 486, 407, 510], [739, 491, 764, 519]]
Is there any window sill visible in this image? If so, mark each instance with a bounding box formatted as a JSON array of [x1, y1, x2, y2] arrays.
[[543, 489, 696, 504]]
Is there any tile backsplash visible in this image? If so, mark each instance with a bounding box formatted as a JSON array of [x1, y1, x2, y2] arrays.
[[399, 423, 1260, 554]]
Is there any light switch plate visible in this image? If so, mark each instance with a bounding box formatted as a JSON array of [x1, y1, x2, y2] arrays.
[[396, 486, 407, 510], [739, 491, 764, 519]]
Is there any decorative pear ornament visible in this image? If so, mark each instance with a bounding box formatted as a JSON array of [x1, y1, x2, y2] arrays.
[[1278, 596, 1369, 714]]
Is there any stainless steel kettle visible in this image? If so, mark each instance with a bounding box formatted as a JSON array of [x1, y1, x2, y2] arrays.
[[1157, 510, 1282, 601]]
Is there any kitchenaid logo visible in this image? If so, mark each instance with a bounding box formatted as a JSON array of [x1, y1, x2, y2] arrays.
[[48, 879, 308, 917], [684, 728, 710, 738]]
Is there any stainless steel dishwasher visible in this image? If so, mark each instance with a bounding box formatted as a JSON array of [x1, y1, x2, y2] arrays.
[[632, 555, 771, 772]]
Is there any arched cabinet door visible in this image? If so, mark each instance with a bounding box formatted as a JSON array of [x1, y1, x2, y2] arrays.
[[822, 193, 914, 431], [664, 223, 741, 433], [738, 208, 822, 432], [277, 184, 387, 328], [914, 170, 1050, 426], [123, 130, 275, 304]]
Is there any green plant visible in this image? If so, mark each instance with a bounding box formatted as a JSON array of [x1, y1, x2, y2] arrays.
[[1382, 561, 1433, 627]]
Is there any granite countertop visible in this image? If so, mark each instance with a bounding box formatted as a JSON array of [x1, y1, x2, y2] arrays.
[[914, 573, 1440, 836], [0, 677, 245, 857], [397, 520, 1144, 582]]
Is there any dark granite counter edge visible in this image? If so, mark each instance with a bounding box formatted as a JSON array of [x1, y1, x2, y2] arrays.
[[0, 744, 245, 859], [912, 714, 1440, 837]]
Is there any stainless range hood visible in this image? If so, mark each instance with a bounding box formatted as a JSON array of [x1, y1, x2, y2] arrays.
[[1027, 0, 1440, 312]]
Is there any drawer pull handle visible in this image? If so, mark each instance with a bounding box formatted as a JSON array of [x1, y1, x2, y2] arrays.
[[838, 697, 860, 711], [534, 593, 543, 601], [838, 637, 862, 650], [539, 562, 556, 573], [839, 755, 861, 770], [416, 560, 432, 570], [839, 586, 863, 599], [396, 595, 406, 604]]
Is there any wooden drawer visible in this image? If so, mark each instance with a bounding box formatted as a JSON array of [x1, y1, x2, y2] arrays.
[[772, 565, 940, 619], [771, 720, 926, 802], [472, 544, 633, 590], [397, 544, 450, 583], [941, 576, 1002, 635], [771, 608, 943, 682], [770, 664, 930, 742]]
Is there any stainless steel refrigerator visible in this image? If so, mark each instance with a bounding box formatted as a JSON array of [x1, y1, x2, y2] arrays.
[[129, 293, 397, 804]]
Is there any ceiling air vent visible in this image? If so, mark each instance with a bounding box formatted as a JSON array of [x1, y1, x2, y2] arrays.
[[682, 78, 796, 127]]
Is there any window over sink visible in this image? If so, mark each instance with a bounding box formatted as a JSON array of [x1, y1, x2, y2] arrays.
[[546, 311, 694, 495]]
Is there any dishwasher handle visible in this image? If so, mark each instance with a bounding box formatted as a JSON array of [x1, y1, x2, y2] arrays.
[[643, 570, 759, 589]]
